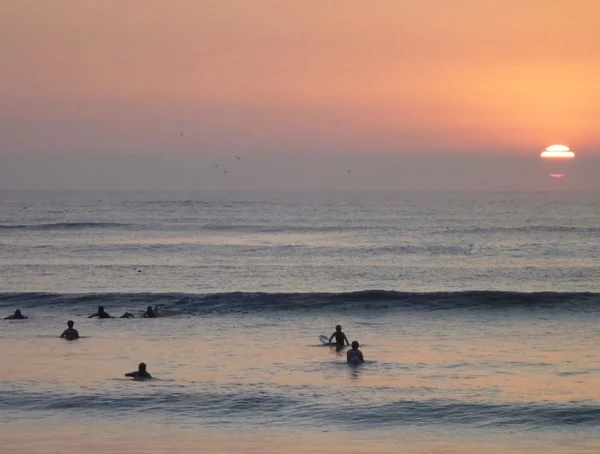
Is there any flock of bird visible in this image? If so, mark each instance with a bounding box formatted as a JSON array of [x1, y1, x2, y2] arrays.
[[211, 154, 242, 174], [178, 133, 351, 175]]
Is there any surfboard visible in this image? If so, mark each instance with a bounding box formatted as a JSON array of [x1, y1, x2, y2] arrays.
[[319, 335, 330, 345]]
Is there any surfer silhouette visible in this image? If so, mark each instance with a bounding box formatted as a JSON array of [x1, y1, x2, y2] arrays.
[[329, 325, 349, 347], [4, 309, 28, 320], [60, 320, 79, 340], [125, 362, 152, 380], [346, 341, 364, 364], [88, 306, 113, 319], [143, 305, 159, 318]]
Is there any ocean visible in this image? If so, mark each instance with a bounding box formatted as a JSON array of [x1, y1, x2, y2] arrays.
[[1, 190, 599, 453]]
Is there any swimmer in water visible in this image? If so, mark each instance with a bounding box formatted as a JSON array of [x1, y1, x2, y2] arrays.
[[346, 341, 364, 364], [60, 320, 79, 340], [120, 312, 135, 318], [88, 306, 113, 319], [329, 325, 349, 347], [143, 305, 159, 318], [125, 362, 152, 380], [4, 309, 28, 320]]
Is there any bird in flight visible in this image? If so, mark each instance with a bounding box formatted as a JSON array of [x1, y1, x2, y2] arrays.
[[235, 155, 241, 160]]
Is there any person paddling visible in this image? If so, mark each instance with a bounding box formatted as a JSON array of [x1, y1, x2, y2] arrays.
[[125, 362, 152, 380], [88, 306, 113, 319], [4, 309, 28, 320]]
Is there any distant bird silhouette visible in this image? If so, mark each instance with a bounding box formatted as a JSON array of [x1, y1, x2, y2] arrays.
[[179, 133, 184, 136], [347, 170, 351, 173], [235, 155, 241, 160], [214, 165, 218, 168], [224, 170, 227, 173]]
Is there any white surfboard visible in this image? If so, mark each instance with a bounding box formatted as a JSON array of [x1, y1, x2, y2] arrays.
[[319, 335, 330, 345]]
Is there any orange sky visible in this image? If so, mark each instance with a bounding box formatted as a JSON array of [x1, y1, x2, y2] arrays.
[[1, 0, 600, 156]]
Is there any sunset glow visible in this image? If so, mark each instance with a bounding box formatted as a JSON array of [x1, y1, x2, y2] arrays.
[[0, 1, 599, 190], [549, 174, 565, 178]]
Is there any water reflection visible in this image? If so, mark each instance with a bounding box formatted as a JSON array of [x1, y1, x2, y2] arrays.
[[1, 311, 600, 453]]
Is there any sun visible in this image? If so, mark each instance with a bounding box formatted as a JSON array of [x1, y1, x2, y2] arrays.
[[540, 145, 575, 159]]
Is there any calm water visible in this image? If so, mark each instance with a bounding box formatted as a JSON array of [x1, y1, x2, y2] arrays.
[[1, 190, 600, 453]]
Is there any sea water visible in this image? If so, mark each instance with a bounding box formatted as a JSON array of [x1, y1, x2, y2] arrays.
[[1, 190, 600, 453]]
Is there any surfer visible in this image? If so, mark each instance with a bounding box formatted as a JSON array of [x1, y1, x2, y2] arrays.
[[125, 362, 152, 380], [4, 309, 28, 320], [346, 341, 364, 364], [120, 312, 135, 318], [143, 305, 159, 318], [88, 306, 113, 319], [60, 320, 79, 340], [329, 325, 349, 347]]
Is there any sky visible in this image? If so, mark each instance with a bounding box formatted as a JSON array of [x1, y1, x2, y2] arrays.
[[1, 0, 599, 190]]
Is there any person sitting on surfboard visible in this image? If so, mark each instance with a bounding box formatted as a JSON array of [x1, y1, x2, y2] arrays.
[[60, 320, 79, 340], [143, 305, 159, 318], [88, 306, 113, 319], [4, 309, 28, 320], [120, 312, 135, 318], [347, 341, 364, 364], [125, 362, 152, 380], [329, 325, 349, 346]]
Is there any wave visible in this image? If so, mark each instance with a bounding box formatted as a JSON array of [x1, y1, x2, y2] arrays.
[[2, 220, 596, 236], [197, 223, 365, 233], [441, 225, 600, 235], [1, 389, 599, 429], [1, 291, 599, 315], [0, 222, 130, 231], [140, 200, 266, 207]]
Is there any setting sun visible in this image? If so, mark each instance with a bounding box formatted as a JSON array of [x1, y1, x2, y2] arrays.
[[541, 145, 575, 159]]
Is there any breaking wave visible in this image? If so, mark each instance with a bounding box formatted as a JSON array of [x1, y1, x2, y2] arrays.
[[1, 291, 598, 315]]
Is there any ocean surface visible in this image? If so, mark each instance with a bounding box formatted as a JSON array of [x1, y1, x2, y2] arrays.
[[1, 190, 600, 453]]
